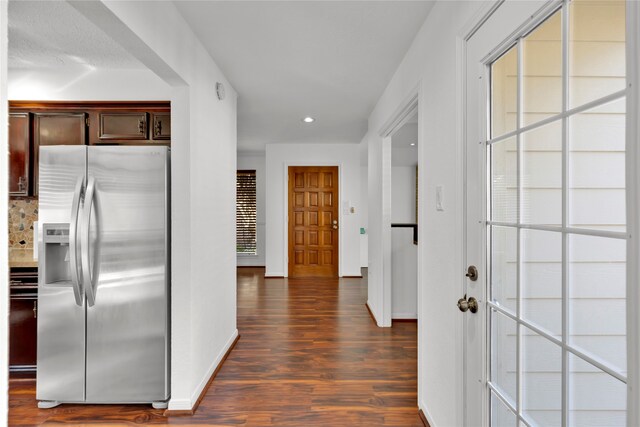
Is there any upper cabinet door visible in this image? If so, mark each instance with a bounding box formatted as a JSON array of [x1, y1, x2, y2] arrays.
[[9, 113, 30, 196], [99, 112, 148, 140], [34, 113, 87, 146], [152, 113, 171, 140], [33, 112, 87, 196]]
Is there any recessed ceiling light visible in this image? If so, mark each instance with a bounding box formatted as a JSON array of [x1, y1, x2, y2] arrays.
[[302, 116, 315, 123], [410, 143, 416, 146]]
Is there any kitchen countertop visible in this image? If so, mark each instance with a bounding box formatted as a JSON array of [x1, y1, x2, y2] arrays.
[[9, 248, 38, 268]]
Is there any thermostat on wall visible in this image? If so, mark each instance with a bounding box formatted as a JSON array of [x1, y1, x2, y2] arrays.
[[216, 82, 225, 100]]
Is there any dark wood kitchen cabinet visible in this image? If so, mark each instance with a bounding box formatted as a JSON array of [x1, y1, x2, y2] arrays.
[[98, 112, 148, 140], [9, 113, 30, 197], [9, 268, 38, 376], [152, 113, 171, 140], [8, 101, 171, 196], [33, 112, 87, 196]]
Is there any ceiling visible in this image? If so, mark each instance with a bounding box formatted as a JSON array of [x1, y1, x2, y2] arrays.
[[8, 0, 144, 70], [8, 1, 433, 154], [174, 1, 434, 152]]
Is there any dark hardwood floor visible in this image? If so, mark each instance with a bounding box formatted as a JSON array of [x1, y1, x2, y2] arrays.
[[9, 268, 421, 426]]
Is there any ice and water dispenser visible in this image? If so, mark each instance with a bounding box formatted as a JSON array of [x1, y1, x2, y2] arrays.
[[41, 223, 72, 285]]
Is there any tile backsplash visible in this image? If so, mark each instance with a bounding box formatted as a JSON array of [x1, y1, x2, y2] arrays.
[[9, 199, 38, 250]]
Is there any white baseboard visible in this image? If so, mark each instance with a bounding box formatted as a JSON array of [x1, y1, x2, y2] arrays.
[[167, 398, 191, 411], [264, 271, 285, 277], [341, 271, 363, 277], [366, 300, 382, 327], [419, 400, 437, 426], [189, 329, 239, 406], [392, 312, 418, 320]]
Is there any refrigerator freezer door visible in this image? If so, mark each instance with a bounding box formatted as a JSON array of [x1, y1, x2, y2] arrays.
[[85, 146, 170, 402], [37, 146, 87, 403]]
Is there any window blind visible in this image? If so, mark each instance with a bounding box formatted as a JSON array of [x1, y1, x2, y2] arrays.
[[237, 170, 257, 255]]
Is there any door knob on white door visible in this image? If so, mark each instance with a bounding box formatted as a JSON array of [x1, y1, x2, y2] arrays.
[[457, 294, 478, 313]]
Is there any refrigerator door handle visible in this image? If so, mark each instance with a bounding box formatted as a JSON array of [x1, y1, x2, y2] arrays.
[[69, 177, 84, 306], [81, 176, 100, 307]]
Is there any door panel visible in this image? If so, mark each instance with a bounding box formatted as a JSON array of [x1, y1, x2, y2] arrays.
[[288, 166, 339, 278], [9, 113, 30, 196], [465, 1, 630, 425], [85, 146, 169, 402], [36, 146, 87, 403], [9, 291, 38, 369], [98, 112, 148, 140], [151, 113, 171, 140], [33, 113, 86, 196]]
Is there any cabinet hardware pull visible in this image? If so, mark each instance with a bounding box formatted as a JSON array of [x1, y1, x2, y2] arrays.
[[138, 119, 145, 134], [33, 301, 37, 319], [155, 120, 162, 136]]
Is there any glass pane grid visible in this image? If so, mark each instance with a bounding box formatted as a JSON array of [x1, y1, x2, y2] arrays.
[[490, 387, 518, 427], [488, 1, 627, 425], [489, 383, 536, 427]]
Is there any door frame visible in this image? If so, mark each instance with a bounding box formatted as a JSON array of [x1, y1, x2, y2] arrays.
[[626, 0, 640, 424], [283, 162, 343, 278], [378, 91, 420, 328], [462, 0, 640, 425], [377, 87, 430, 417]]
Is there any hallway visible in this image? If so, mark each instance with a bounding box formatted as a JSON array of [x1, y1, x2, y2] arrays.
[[9, 268, 421, 426]]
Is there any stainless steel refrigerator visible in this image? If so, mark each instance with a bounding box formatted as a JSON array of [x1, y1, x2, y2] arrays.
[[36, 145, 170, 409]]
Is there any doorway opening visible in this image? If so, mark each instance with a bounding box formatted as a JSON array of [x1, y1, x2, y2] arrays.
[[378, 94, 422, 415], [390, 111, 419, 321]]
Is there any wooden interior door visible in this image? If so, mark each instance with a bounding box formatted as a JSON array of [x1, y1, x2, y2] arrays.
[[288, 166, 339, 278]]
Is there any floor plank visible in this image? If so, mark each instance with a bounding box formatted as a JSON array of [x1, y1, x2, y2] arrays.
[[9, 268, 421, 426]]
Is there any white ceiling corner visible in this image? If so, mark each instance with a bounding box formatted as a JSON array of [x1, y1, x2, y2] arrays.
[[8, 0, 144, 70]]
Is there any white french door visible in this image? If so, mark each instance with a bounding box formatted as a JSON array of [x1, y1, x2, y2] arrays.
[[464, 0, 633, 426]]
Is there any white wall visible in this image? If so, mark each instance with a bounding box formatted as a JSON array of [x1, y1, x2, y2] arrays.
[[1, 2, 9, 424], [265, 143, 361, 277], [391, 228, 417, 319], [8, 68, 171, 100], [366, 1, 488, 425], [365, 128, 385, 323], [391, 166, 417, 319], [237, 152, 266, 267], [70, 1, 238, 411], [391, 166, 416, 223]]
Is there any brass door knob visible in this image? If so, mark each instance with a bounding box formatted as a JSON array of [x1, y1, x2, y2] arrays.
[[457, 294, 478, 313]]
